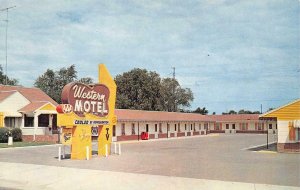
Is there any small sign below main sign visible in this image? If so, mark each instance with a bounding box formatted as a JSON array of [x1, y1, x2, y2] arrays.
[[74, 120, 109, 125]]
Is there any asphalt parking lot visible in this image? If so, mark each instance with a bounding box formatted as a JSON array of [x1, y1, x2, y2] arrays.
[[0, 134, 299, 187]]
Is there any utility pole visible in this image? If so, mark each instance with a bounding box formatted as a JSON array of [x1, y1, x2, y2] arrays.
[[172, 67, 176, 112], [1, 6, 16, 85]]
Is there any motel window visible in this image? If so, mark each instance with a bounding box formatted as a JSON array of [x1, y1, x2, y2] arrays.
[[204, 123, 208, 130], [199, 123, 201, 130], [38, 114, 49, 127], [298, 129, 300, 141], [185, 124, 187, 131], [241, 123, 247, 130], [4, 117, 16, 128], [269, 124, 272, 130], [131, 123, 135, 135], [159, 123, 162, 133], [121, 123, 125, 135], [113, 125, 116, 136], [24, 115, 34, 127], [226, 124, 229, 129], [215, 123, 220, 130], [146, 124, 149, 132], [155, 124, 158, 132], [276, 124, 277, 130], [174, 124, 177, 131], [258, 123, 263, 130], [232, 124, 235, 130], [190, 124, 193, 131]]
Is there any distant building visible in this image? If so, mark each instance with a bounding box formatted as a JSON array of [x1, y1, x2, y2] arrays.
[[208, 114, 277, 134], [113, 109, 213, 141], [260, 99, 300, 153], [113, 109, 276, 141], [0, 85, 58, 141]]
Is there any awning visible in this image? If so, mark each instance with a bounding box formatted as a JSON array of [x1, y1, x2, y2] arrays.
[[4, 112, 22, 117]]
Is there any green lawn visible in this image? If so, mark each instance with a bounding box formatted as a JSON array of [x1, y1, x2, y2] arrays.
[[0, 141, 55, 148]]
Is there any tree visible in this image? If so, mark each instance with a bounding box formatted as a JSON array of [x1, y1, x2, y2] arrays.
[[115, 68, 162, 110], [115, 68, 194, 112], [222, 110, 237, 115], [0, 65, 18, 85], [160, 78, 194, 112], [34, 65, 89, 103], [78, 77, 93, 84], [238, 109, 260, 114], [193, 107, 209, 115]]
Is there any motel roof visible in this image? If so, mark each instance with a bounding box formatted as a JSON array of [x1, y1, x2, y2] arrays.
[[115, 109, 260, 123], [0, 91, 15, 102], [208, 114, 259, 122], [18, 101, 54, 113], [115, 109, 213, 122], [260, 99, 300, 121], [0, 85, 57, 106]]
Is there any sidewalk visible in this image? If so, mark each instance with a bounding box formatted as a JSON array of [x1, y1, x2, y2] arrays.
[[0, 162, 297, 190]]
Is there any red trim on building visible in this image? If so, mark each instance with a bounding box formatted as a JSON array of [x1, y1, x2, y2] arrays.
[[177, 132, 185, 137]]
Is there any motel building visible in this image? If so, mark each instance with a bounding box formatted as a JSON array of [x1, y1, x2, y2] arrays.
[[0, 85, 278, 144], [0, 85, 58, 141], [112, 109, 213, 141], [112, 109, 277, 141], [260, 99, 300, 153], [208, 114, 277, 135]]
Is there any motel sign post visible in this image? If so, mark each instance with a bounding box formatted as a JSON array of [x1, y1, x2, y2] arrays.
[[56, 64, 117, 160]]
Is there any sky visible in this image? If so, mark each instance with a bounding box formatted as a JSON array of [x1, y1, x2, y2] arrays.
[[0, 0, 299, 114]]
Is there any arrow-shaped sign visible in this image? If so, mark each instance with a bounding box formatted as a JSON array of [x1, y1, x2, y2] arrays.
[[105, 128, 109, 140]]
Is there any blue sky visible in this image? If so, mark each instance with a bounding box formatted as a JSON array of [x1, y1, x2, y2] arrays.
[[0, 0, 299, 114]]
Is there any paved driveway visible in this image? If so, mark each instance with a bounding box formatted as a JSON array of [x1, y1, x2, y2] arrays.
[[0, 134, 299, 187]]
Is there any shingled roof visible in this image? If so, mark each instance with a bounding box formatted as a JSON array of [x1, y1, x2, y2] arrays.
[[0, 91, 15, 102], [0, 85, 57, 105], [115, 109, 213, 122], [208, 114, 259, 121]]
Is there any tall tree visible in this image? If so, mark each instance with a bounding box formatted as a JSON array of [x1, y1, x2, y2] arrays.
[[222, 110, 237, 115], [0, 65, 18, 85], [193, 107, 209, 115], [34, 65, 91, 103], [115, 69, 194, 112], [115, 68, 162, 110], [78, 77, 93, 84], [160, 78, 194, 112]]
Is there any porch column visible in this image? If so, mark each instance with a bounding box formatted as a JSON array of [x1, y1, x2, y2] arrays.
[[33, 114, 39, 141], [21, 114, 25, 128]]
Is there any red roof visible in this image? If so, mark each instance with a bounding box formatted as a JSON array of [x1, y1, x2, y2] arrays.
[[115, 109, 213, 122], [208, 114, 259, 122], [18, 102, 51, 113], [0, 91, 15, 102], [0, 85, 57, 105]]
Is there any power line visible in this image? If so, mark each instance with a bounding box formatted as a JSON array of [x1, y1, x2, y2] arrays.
[[0, 6, 16, 85]]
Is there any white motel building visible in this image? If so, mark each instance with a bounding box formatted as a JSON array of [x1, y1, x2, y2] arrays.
[[1, 85, 298, 153]]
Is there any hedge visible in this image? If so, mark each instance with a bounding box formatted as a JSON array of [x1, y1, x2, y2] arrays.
[[0, 127, 22, 143]]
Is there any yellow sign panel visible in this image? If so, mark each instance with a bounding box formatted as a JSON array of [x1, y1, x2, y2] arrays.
[[56, 64, 117, 160], [61, 128, 72, 145], [0, 112, 4, 128]]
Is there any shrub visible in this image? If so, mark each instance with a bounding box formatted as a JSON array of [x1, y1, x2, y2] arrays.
[[0, 127, 10, 143], [11, 128, 22, 142]]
